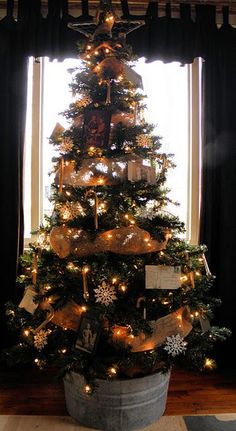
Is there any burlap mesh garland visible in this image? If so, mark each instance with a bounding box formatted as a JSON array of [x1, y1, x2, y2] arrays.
[[50, 225, 169, 258], [111, 306, 192, 352]]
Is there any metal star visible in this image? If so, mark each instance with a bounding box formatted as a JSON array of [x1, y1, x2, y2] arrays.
[[68, 18, 144, 40]]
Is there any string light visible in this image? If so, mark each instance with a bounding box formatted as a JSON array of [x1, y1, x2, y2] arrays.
[[24, 329, 30, 337], [84, 384, 92, 394], [81, 305, 87, 312], [34, 358, 39, 364], [120, 284, 127, 292], [204, 358, 216, 369], [112, 277, 117, 284], [58, 348, 67, 354], [180, 275, 188, 282], [108, 367, 117, 376]]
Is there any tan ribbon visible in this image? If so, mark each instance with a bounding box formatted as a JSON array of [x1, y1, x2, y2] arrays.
[[33, 305, 55, 334], [85, 190, 99, 230], [202, 254, 212, 278], [32, 253, 38, 286], [59, 157, 64, 193], [82, 266, 90, 301], [106, 80, 111, 104]]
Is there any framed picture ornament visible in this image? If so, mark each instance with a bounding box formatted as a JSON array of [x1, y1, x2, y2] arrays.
[[75, 314, 102, 354], [82, 110, 111, 150]]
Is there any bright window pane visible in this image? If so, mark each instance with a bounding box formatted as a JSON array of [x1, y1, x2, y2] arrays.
[[135, 59, 189, 226], [24, 57, 189, 240]]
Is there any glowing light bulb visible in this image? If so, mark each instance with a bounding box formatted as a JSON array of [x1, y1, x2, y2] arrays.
[[65, 161, 70, 166], [112, 277, 117, 284], [94, 50, 99, 55], [34, 358, 39, 364], [66, 191, 71, 196], [24, 329, 30, 337], [204, 358, 215, 369], [180, 275, 188, 282], [105, 48, 110, 53], [87, 45, 92, 50], [109, 367, 117, 376], [83, 266, 89, 274], [84, 384, 92, 394], [120, 285, 126, 292], [195, 271, 201, 276], [81, 306, 87, 312]]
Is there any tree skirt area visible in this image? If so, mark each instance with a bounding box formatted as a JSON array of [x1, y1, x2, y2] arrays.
[[0, 414, 236, 431]]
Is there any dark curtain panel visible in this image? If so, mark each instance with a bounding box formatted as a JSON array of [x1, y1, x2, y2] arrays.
[[200, 7, 236, 369], [0, 5, 28, 344]]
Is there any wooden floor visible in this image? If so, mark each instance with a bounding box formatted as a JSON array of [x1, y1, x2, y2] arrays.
[[0, 366, 236, 416]]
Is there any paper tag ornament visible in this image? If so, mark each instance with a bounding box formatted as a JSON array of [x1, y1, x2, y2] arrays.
[[123, 64, 143, 89], [199, 315, 211, 333], [49, 123, 65, 141], [145, 265, 182, 290], [128, 161, 156, 184], [19, 286, 38, 314]]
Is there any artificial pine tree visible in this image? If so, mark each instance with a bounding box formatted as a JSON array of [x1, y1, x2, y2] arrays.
[[4, 0, 230, 422]]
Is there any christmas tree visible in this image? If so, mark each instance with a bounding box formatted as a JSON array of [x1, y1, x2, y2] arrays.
[[5, 1, 230, 397]]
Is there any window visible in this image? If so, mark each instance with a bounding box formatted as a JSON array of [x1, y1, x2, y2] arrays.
[[24, 56, 201, 245]]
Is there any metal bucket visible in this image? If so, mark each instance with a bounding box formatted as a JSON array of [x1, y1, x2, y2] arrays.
[[63, 370, 170, 431]]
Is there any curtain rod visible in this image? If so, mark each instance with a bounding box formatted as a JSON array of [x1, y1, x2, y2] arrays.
[[1, 1, 236, 12]]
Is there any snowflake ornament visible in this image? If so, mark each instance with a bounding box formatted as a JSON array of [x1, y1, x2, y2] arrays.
[[33, 329, 51, 351], [75, 95, 92, 109], [94, 281, 117, 306], [136, 134, 152, 148], [164, 334, 187, 357], [59, 137, 74, 153]]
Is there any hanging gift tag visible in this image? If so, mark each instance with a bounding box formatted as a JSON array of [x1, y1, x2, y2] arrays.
[[49, 123, 65, 141], [123, 64, 143, 89], [145, 265, 182, 290], [199, 315, 211, 333], [128, 162, 156, 184], [19, 286, 38, 314]]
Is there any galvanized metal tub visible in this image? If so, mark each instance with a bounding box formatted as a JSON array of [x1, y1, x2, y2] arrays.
[[63, 370, 170, 431]]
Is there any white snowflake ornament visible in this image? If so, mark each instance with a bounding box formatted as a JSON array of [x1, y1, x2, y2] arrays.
[[94, 281, 117, 306], [164, 333, 187, 357], [33, 329, 51, 351]]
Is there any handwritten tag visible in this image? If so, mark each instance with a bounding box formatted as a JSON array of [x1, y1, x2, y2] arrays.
[[145, 265, 181, 290], [123, 64, 143, 89], [128, 161, 156, 184], [199, 315, 211, 333], [19, 286, 38, 314]]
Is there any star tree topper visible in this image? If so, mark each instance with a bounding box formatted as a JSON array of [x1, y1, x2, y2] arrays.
[[68, 0, 144, 41]]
